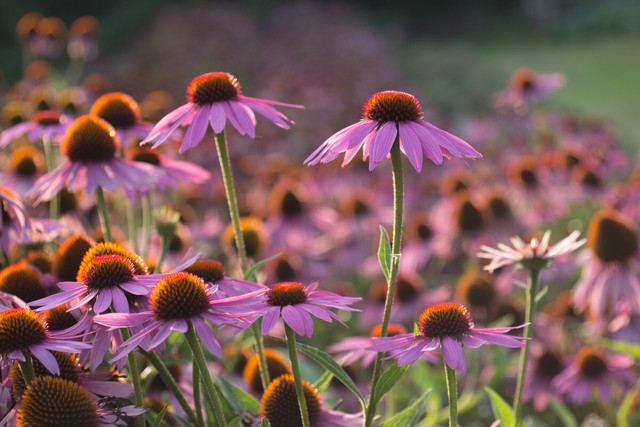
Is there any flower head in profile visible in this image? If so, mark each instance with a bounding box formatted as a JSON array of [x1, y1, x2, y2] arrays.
[[0, 110, 71, 147], [304, 90, 482, 172], [142, 72, 303, 153], [477, 230, 585, 273], [90, 92, 153, 146], [0, 185, 45, 253], [250, 282, 361, 338], [495, 67, 565, 113], [260, 374, 362, 427], [27, 115, 161, 205], [368, 303, 527, 375]]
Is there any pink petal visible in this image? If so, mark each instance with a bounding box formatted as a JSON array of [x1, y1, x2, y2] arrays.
[[180, 105, 210, 153], [261, 307, 281, 336], [369, 122, 397, 170], [228, 101, 257, 138], [398, 122, 423, 172], [193, 317, 222, 358]]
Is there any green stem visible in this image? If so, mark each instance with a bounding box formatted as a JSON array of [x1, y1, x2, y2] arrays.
[[364, 141, 404, 427], [154, 235, 171, 274], [192, 360, 204, 427], [96, 187, 113, 242], [285, 324, 311, 427], [0, 251, 10, 269], [445, 363, 458, 427], [19, 351, 36, 386], [142, 194, 152, 260], [126, 201, 139, 254], [185, 320, 228, 427], [120, 328, 145, 427], [251, 322, 271, 390], [213, 130, 248, 273], [142, 350, 201, 427], [512, 268, 540, 427], [42, 136, 60, 219]]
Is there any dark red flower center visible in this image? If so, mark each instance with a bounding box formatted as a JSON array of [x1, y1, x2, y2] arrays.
[[511, 68, 537, 92], [0, 264, 45, 303], [61, 115, 119, 163], [0, 308, 48, 353], [261, 374, 322, 427], [90, 92, 140, 129], [267, 282, 308, 306], [53, 234, 95, 282], [17, 377, 98, 427], [43, 305, 79, 332], [10, 351, 80, 398], [185, 259, 226, 284], [150, 273, 210, 320], [577, 347, 607, 379], [417, 303, 472, 339], [11, 145, 43, 177], [362, 91, 423, 122], [33, 110, 62, 126], [588, 210, 637, 263], [77, 254, 136, 290], [80, 242, 149, 276], [456, 272, 495, 308], [535, 350, 564, 378], [456, 198, 485, 233], [187, 72, 241, 106], [128, 147, 161, 165], [487, 195, 512, 220], [222, 217, 266, 258]]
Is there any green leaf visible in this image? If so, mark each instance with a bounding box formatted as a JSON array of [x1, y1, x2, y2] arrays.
[[381, 389, 431, 427], [243, 253, 282, 281], [314, 369, 334, 393], [378, 225, 392, 282], [535, 285, 548, 303], [150, 404, 169, 427], [228, 415, 247, 427], [549, 400, 577, 427], [260, 418, 271, 427], [215, 374, 261, 416], [485, 387, 516, 427], [372, 364, 410, 407], [292, 340, 367, 411], [599, 338, 640, 360], [617, 389, 638, 427]]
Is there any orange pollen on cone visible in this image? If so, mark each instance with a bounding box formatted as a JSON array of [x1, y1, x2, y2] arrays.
[[267, 282, 308, 306], [187, 72, 241, 106], [76, 255, 136, 290], [90, 92, 141, 129], [150, 272, 210, 320], [362, 90, 423, 122], [60, 115, 119, 163], [417, 303, 472, 339]]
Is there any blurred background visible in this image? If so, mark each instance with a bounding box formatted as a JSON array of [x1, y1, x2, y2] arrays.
[[1, 0, 640, 152]]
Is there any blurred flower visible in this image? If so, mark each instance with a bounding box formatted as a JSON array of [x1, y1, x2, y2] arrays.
[[90, 92, 152, 146], [522, 344, 566, 411], [477, 229, 585, 273], [142, 72, 302, 153], [304, 90, 481, 172], [0, 186, 45, 253], [27, 115, 161, 204], [495, 68, 565, 114], [68, 15, 100, 61], [0, 111, 71, 147], [553, 346, 635, 404], [369, 302, 527, 375]]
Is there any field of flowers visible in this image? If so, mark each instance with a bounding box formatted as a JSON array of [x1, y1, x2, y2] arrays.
[[0, 3, 638, 427]]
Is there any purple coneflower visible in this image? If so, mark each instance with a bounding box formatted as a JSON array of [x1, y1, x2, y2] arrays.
[[142, 72, 303, 153], [260, 374, 362, 427], [477, 229, 585, 273], [0, 186, 44, 254], [251, 282, 361, 338], [0, 110, 71, 147], [495, 67, 565, 113], [90, 92, 153, 146], [27, 115, 160, 205], [0, 307, 90, 375], [572, 209, 640, 318], [93, 272, 260, 361], [304, 90, 482, 172], [368, 302, 527, 375], [183, 258, 263, 298], [553, 346, 635, 404]]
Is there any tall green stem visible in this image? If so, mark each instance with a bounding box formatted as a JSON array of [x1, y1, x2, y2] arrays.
[[142, 194, 152, 260], [213, 130, 248, 273], [42, 136, 60, 219], [512, 268, 540, 427], [285, 324, 311, 427], [142, 350, 201, 427], [153, 235, 171, 274], [120, 328, 145, 427], [364, 141, 404, 427], [185, 320, 228, 427], [19, 351, 36, 386], [96, 187, 113, 242], [126, 202, 139, 254], [251, 322, 271, 390], [445, 364, 458, 427], [192, 359, 204, 427]]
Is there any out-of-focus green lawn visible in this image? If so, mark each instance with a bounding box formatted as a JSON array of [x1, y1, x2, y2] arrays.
[[400, 35, 640, 152]]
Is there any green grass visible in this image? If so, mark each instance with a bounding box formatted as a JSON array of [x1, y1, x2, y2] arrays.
[[399, 35, 640, 152]]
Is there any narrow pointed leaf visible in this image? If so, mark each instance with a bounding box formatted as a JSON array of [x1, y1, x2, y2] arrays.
[[372, 364, 410, 407], [381, 389, 431, 427], [150, 404, 169, 427], [243, 253, 282, 281], [378, 225, 392, 282], [549, 400, 578, 427], [485, 387, 517, 427], [215, 374, 261, 416]]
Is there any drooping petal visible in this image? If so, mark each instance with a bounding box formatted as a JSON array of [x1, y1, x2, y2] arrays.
[[368, 122, 397, 170], [192, 317, 222, 358], [398, 122, 423, 172], [180, 104, 211, 153]]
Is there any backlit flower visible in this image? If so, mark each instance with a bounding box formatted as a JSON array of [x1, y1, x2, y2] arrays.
[[368, 303, 527, 375], [142, 72, 303, 153], [0, 111, 71, 147], [304, 90, 481, 172], [0, 186, 44, 253], [90, 92, 152, 146], [495, 68, 565, 113]]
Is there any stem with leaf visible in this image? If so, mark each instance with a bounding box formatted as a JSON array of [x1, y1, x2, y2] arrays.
[[285, 324, 311, 427], [364, 141, 404, 427]]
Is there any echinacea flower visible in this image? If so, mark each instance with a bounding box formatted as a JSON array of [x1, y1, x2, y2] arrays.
[[477, 230, 585, 273], [0, 308, 90, 375], [27, 115, 161, 205], [93, 272, 261, 361], [553, 346, 635, 404], [250, 282, 361, 338], [142, 72, 303, 153], [184, 258, 263, 298], [243, 349, 291, 394], [260, 374, 362, 427], [495, 67, 565, 113], [90, 92, 153, 146], [0, 186, 44, 253], [304, 90, 482, 172], [0, 110, 71, 147], [15, 377, 142, 427], [572, 209, 640, 317], [368, 303, 527, 375]]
